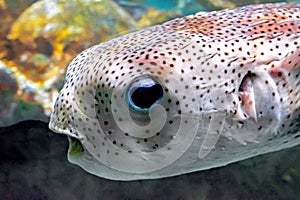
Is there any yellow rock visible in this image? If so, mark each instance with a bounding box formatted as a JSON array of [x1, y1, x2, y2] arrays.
[[4, 0, 136, 86]]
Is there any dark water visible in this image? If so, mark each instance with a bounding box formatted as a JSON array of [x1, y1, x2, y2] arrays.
[[0, 120, 299, 200]]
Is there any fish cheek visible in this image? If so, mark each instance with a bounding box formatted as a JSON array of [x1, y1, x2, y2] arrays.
[[67, 56, 204, 175]]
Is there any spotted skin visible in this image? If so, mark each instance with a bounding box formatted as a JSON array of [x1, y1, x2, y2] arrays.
[[49, 3, 300, 180]]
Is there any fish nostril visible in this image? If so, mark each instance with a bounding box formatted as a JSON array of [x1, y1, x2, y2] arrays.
[[127, 77, 163, 111]]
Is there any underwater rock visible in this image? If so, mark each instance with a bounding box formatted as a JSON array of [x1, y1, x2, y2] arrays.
[[0, 62, 49, 126], [4, 0, 136, 85], [0, 62, 18, 126]]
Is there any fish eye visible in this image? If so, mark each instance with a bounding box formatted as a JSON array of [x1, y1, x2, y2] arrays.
[[127, 77, 163, 112]]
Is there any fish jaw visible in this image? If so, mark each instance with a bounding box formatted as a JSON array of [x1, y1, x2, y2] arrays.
[[49, 3, 300, 180]]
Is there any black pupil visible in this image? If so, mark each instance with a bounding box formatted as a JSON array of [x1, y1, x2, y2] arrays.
[[131, 84, 163, 109]]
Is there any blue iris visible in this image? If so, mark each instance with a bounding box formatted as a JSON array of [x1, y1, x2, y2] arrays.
[[127, 77, 163, 112]]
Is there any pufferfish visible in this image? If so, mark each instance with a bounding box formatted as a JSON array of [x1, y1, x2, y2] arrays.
[[49, 3, 300, 181]]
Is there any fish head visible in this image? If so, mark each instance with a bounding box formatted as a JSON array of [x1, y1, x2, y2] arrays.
[[49, 28, 203, 176], [49, 3, 300, 180]]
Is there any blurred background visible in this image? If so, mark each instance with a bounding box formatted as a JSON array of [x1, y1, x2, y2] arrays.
[[0, 0, 299, 199]]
